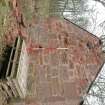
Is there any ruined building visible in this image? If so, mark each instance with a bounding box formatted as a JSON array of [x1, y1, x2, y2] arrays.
[[21, 17, 105, 105], [0, 0, 105, 105]]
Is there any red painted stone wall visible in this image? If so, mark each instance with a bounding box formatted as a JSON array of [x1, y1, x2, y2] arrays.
[[22, 17, 104, 105]]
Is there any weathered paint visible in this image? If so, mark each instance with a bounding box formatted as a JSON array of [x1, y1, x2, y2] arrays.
[[23, 17, 104, 105]]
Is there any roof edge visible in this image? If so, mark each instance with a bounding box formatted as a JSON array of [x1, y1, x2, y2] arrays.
[[64, 17, 101, 40]]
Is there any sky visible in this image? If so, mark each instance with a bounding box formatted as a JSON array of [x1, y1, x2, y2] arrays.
[[83, 1, 105, 105], [87, 0, 105, 37], [63, 0, 105, 37]]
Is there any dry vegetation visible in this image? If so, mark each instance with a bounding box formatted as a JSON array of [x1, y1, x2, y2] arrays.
[[0, 0, 11, 60]]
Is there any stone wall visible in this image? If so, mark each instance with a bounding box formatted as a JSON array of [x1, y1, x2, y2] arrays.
[[23, 17, 104, 105]]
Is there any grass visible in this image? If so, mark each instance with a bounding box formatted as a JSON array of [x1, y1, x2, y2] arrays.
[[36, 0, 50, 18], [0, 0, 52, 59], [19, 0, 50, 24], [0, 0, 11, 61]]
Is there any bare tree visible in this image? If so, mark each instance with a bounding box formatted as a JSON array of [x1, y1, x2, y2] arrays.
[[94, 0, 105, 7]]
